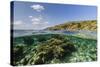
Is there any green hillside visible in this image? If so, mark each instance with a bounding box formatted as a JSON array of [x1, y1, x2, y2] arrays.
[[46, 20, 97, 31]]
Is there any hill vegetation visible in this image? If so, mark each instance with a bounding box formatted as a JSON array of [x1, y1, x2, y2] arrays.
[[46, 20, 97, 31]]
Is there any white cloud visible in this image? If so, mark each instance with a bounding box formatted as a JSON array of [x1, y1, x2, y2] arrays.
[[29, 16, 33, 18], [31, 16, 47, 25], [45, 22, 49, 24], [29, 16, 49, 29], [14, 15, 49, 30], [32, 18, 41, 22], [30, 4, 44, 12], [32, 21, 40, 25], [13, 20, 31, 30], [14, 21, 23, 25]]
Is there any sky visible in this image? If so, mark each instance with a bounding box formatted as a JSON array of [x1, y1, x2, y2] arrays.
[[12, 1, 97, 30]]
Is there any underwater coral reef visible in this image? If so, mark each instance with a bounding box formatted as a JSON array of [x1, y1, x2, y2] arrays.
[[12, 34, 97, 65]]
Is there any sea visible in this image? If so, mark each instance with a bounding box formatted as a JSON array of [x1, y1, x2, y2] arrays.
[[12, 29, 97, 39]]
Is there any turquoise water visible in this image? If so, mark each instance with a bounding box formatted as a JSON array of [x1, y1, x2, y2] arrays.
[[12, 34, 97, 65], [13, 30, 97, 39]]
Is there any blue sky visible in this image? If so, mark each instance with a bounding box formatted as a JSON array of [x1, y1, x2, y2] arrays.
[[12, 1, 97, 30]]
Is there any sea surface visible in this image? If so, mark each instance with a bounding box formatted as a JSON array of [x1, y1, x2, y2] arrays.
[[13, 30, 97, 39]]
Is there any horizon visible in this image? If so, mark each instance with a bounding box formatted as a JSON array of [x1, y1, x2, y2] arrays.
[[13, 20, 96, 30], [12, 1, 97, 30]]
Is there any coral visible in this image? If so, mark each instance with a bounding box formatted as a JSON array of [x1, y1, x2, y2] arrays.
[[12, 34, 97, 65]]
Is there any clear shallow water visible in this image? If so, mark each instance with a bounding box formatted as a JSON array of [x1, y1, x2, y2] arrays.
[[13, 30, 97, 39]]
